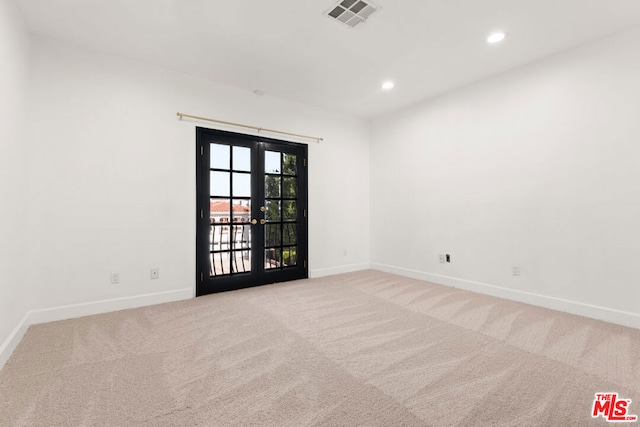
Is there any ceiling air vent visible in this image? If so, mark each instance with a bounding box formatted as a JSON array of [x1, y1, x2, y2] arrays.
[[325, 0, 379, 28]]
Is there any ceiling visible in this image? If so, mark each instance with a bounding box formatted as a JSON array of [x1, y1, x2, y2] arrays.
[[16, 0, 640, 118]]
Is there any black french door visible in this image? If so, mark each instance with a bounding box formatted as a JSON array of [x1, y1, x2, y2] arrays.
[[196, 128, 308, 296]]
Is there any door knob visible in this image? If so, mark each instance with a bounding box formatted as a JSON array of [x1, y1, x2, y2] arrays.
[[260, 206, 265, 212], [260, 219, 266, 225], [251, 219, 257, 225]]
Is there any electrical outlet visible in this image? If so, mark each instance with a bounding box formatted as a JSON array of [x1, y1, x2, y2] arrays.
[[439, 254, 445, 263], [512, 265, 521, 276], [111, 272, 119, 284], [151, 268, 159, 279], [446, 254, 451, 263]]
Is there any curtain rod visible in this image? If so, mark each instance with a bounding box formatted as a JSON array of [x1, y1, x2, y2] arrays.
[[176, 112, 323, 143]]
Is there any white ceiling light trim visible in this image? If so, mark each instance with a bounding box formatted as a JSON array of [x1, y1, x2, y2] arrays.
[[381, 81, 395, 90], [326, 0, 379, 28], [487, 31, 507, 44]]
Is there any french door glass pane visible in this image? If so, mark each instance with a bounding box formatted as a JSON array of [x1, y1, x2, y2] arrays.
[[282, 154, 297, 175], [265, 151, 281, 173], [283, 247, 297, 266], [231, 250, 251, 273], [210, 172, 230, 197], [232, 173, 251, 197], [232, 146, 251, 171], [265, 175, 281, 198], [210, 144, 230, 169], [210, 252, 231, 276], [283, 200, 297, 221], [283, 224, 297, 245], [283, 177, 297, 198], [265, 224, 281, 247], [265, 200, 281, 222], [265, 248, 281, 270]]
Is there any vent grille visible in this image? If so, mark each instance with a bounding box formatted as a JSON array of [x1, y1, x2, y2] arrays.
[[326, 0, 379, 28]]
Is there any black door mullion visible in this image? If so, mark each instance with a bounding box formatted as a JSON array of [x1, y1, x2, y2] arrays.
[[297, 151, 308, 275], [253, 141, 265, 284], [195, 136, 211, 295]]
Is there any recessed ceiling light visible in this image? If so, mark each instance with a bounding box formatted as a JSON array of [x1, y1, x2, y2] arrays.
[[382, 81, 395, 90], [487, 31, 507, 44]]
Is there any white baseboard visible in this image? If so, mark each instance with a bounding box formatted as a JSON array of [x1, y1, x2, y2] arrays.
[[0, 288, 193, 370], [310, 263, 371, 278], [0, 313, 30, 372], [371, 263, 640, 330]]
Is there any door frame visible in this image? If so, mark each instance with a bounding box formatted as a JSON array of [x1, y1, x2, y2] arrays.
[[195, 127, 308, 296]]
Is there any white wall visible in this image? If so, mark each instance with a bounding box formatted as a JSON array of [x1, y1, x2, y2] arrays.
[[0, 0, 30, 363], [20, 36, 369, 317], [371, 26, 640, 328], [8, 11, 640, 369]]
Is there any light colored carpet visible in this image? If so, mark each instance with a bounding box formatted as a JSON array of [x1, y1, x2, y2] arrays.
[[1, 270, 639, 426]]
